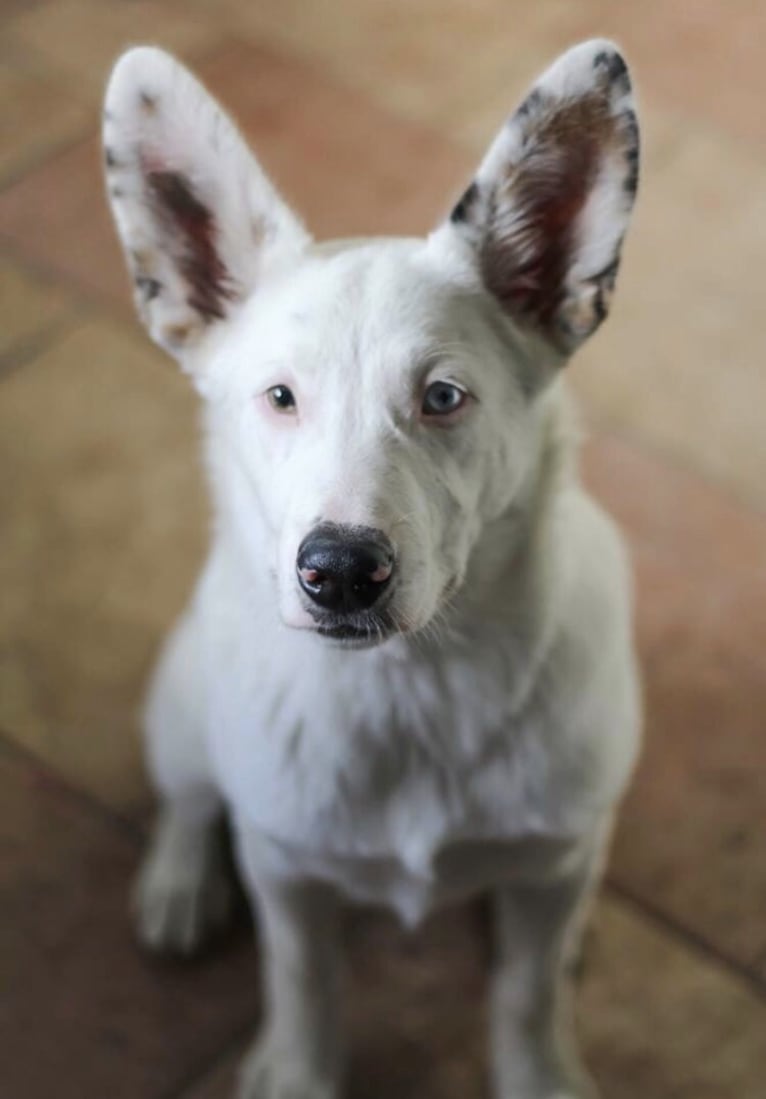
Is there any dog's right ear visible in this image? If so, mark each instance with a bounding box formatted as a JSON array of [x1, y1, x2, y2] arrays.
[[103, 48, 309, 368]]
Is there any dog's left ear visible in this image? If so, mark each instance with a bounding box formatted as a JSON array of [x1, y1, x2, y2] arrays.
[[438, 39, 639, 360]]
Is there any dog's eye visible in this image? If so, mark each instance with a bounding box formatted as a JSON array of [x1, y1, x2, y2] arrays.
[[266, 384, 297, 413], [421, 381, 467, 418]]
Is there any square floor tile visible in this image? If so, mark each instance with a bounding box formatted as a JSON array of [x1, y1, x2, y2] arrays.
[[0, 258, 76, 364], [571, 127, 766, 508], [194, 0, 586, 141], [0, 57, 90, 185], [567, 0, 766, 146], [585, 432, 766, 980], [195, 43, 473, 237], [0, 742, 256, 1099], [211, 0, 685, 163], [0, 319, 207, 813], [0, 134, 133, 313], [5, 0, 224, 102], [581, 896, 766, 1099]]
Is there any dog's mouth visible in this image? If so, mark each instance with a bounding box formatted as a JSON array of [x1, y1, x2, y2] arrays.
[[317, 625, 385, 649], [312, 611, 397, 650]]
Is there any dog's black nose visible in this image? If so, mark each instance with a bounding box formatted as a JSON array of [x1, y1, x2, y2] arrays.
[[297, 524, 395, 614]]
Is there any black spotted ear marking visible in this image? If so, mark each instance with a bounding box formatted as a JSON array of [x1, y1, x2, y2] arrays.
[[515, 86, 544, 125], [621, 110, 640, 200], [446, 39, 640, 358], [450, 181, 480, 225], [135, 274, 162, 303], [593, 48, 629, 89], [139, 89, 158, 114]]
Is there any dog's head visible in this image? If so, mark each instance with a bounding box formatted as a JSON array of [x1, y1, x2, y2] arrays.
[[104, 41, 639, 648]]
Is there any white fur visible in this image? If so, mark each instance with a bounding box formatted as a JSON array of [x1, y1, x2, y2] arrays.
[[105, 40, 641, 1099]]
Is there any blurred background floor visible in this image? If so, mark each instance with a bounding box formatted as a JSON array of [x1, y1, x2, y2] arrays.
[[2, 1, 766, 1096]]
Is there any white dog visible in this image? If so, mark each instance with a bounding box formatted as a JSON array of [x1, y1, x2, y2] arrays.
[[104, 38, 641, 1099]]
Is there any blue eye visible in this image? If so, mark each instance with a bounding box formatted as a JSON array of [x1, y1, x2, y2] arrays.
[[267, 384, 297, 413], [421, 381, 467, 417]]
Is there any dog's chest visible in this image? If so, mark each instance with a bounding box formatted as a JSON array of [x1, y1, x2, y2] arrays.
[[206, 623, 592, 893]]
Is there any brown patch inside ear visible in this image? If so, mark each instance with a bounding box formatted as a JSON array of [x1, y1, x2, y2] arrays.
[[481, 93, 614, 332], [146, 169, 236, 322]]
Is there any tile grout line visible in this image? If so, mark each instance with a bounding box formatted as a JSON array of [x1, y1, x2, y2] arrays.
[[0, 130, 100, 195], [605, 876, 766, 1003], [0, 727, 145, 844], [0, 232, 133, 323], [0, 234, 158, 351], [0, 309, 87, 379], [158, 1020, 254, 1099]]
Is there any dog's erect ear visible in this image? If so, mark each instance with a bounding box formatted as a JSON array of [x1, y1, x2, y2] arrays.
[[103, 48, 309, 362], [442, 40, 639, 359]]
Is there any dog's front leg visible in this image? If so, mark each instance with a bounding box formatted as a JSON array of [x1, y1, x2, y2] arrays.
[[490, 835, 608, 1099], [236, 832, 343, 1099]]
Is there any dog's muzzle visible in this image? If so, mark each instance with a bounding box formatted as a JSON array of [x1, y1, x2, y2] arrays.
[[296, 523, 395, 626]]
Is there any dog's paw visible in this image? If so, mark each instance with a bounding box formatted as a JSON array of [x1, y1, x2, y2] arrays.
[[236, 1038, 338, 1099], [133, 823, 236, 955]]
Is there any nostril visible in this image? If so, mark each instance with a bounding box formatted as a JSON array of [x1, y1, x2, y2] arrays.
[[368, 560, 393, 585], [298, 566, 322, 584]]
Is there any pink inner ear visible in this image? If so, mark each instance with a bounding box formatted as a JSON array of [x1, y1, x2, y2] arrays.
[[144, 164, 237, 322], [482, 125, 599, 329]]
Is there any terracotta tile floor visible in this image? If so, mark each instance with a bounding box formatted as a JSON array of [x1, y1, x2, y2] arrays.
[[2, 2, 765, 1096]]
